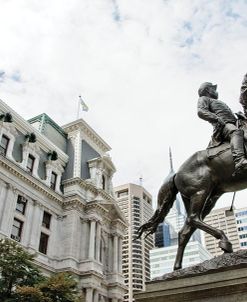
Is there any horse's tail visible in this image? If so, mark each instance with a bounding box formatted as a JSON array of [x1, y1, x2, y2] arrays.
[[157, 171, 178, 219], [136, 172, 178, 239]]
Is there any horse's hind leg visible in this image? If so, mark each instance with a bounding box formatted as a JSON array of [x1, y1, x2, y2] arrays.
[[174, 221, 196, 270], [189, 191, 233, 253]]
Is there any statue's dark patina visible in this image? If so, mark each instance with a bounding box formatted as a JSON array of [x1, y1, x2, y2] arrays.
[[137, 73, 247, 271]]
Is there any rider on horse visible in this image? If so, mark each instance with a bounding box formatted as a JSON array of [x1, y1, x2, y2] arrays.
[[197, 82, 247, 174]]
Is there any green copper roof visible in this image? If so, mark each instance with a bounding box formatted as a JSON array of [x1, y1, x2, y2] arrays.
[[28, 113, 67, 138]]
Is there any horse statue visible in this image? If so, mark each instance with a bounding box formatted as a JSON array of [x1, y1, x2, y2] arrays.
[[137, 74, 247, 271]]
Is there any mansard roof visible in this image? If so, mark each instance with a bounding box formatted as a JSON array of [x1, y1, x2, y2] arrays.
[[62, 119, 111, 154], [28, 113, 67, 138]]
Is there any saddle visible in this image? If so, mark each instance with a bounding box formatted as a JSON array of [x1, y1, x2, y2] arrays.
[[207, 112, 247, 159], [207, 142, 230, 159]]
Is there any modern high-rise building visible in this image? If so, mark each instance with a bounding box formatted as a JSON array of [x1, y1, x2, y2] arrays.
[[204, 207, 240, 256], [150, 240, 212, 278], [204, 206, 247, 255], [235, 207, 247, 249], [114, 183, 154, 302], [150, 202, 210, 276], [0, 99, 127, 302], [155, 222, 177, 248]]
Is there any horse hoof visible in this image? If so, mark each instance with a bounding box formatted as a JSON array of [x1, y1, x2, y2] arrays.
[[173, 264, 182, 271], [218, 240, 233, 253]]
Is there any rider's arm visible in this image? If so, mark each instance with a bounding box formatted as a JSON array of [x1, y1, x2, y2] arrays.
[[197, 96, 220, 124], [240, 73, 247, 106]]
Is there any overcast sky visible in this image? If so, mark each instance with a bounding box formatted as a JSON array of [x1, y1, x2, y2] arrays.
[[1, 0, 247, 210]]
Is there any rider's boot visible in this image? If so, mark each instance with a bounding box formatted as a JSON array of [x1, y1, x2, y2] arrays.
[[230, 130, 247, 175]]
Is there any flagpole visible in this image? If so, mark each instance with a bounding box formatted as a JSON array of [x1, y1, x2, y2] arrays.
[[77, 96, 81, 119]]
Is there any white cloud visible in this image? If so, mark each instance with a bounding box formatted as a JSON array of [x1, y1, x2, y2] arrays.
[[1, 0, 247, 209]]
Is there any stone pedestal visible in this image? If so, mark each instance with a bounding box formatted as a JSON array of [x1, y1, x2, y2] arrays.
[[134, 250, 247, 302]]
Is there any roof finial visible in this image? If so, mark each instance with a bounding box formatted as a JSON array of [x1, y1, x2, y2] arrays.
[[139, 176, 143, 186], [169, 147, 174, 172]]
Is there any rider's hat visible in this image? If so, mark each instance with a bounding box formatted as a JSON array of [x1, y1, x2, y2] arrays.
[[198, 82, 217, 97]]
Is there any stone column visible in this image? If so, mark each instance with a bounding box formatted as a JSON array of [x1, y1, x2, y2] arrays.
[[118, 236, 123, 274], [93, 290, 98, 302], [0, 184, 17, 235], [0, 180, 7, 226], [85, 288, 93, 302], [28, 201, 42, 250], [55, 173, 62, 193], [88, 220, 96, 259], [48, 215, 59, 258], [22, 199, 35, 246], [96, 222, 101, 261], [108, 174, 114, 195], [68, 131, 82, 178], [80, 219, 90, 260], [32, 154, 40, 178], [67, 212, 80, 259], [112, 298, 118, 302], [113, 234, 118, 273], [5, 135, 15, 161]]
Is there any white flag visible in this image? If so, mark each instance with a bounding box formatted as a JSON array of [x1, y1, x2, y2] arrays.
[[79, 96, 89, 112]]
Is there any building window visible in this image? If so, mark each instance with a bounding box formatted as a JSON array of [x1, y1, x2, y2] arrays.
[[16, 195, 27, 215], [39, 232, 49, 254], [102, 175, 106, 190], [0, 135, 9, 156], [117, 190, 128, 197], [42, 211, 51, 229], [26, 154, 35, 174], [50, 172, 57, 190], [11, 218, 23, 242]]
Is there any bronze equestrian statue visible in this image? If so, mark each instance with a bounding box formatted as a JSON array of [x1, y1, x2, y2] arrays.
[[137, 73, 247, 271]]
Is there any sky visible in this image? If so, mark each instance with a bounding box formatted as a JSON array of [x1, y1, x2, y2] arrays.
[[1, 0, 247, 210]]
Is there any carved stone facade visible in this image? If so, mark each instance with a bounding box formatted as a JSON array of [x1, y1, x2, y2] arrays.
[[0, 99, 127, 301]]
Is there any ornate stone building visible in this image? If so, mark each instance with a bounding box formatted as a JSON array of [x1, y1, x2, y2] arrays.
[[0, 99, 127, 302]]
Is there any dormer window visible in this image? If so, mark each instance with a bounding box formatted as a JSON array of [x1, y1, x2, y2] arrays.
[[50, 171, 57, 190], [45, 158, 64, 193], [0, 135, 9, 156], [26, 154, 35, 174]]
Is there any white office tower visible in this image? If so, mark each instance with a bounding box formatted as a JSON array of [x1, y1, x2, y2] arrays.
[[235, 207, 247, 249], [114, 184, 154, 302], [150, 241, 212, 278]]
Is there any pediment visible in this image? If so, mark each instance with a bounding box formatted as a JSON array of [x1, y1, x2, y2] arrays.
[[92, 198, 128, 226]]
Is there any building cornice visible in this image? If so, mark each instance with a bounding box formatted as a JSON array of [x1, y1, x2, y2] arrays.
[[88, 155, 116, 173], [63, 178, 113, 200], [63, 178, 128, 226], [62, 119, 111, 154]]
